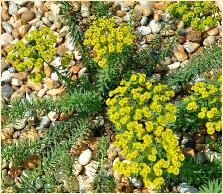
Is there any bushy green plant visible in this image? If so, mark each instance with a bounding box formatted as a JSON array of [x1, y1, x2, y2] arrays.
[[83, 18, 135, 68], [175, 75, 222, 135], [6, 27, 72, 83], [199, 179, 222, 193], [106, 73, 184, 189], [164, 1, 221, 31]]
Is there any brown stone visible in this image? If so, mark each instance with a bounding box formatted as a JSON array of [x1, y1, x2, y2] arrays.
[[38, 4, 48, 13], [71, 74, 78, 81], [11, 72, 28, 81], [18, 25, 30, 37], [207, 27, 219, 36], [117, 10, 126, 17], [70, 65, 81, 74], [21, 10, 35, 24], [181, 148, 196, 157], [12, 12, 20, 21], [154, 2, 164, 10], [195, 134, 205, 144], [186, 29, 202, 43], [12, 28, 20, 39], [178, 36, 186, 44], [44, 64, 52, 77], [56, 44, 68, 56], [2, 11, 10, 21], [174, 45, 188, 62]]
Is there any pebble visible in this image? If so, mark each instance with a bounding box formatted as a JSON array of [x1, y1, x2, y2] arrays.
[[13, 131, 21, 139], [152, 74, 161, 82], [78, 149, 92, 166], [149, 20, 161, 33], [37, 87, 48, 98], [137, 26, 151, 35], [50, 3, 60, 16], [47, 111, 59, 122], [140, 16, 148, 25], [1, 159, 8, 170], [13, 118, 27, 130], [81, 5, 90, 17], [78, 175, 94, 193], [56, 44, 68, 56], [78, 67, 87, 77], [160, 57, 171, 66], [129, 177, 143, 189], [2, 11, 10, 21], [50, 73, 59, 82], [154, 2, 164, 10], [36, 115, 50, 130], [2, 22, 13, 34], [108, 149, 118, 161], [27, 80, 42, 91], [207, 27, 219, 36], [72, 161, 83, 176], [186, 29, 202, 43], [177, 183, 199, 193], [11, 78, 23, 87], [203, 36, 215, 47], [21, 10, 35, 24], [70, 66, 81, 74], [1, 84, 14, 98], [1, 70, 12, 83], [174, 45, 188, 62], [8, 67, 16, 73], [2, 169, 8, 179], [8, 2, 18, 16], [0, 33, 14, 47], [65, 35, 75, 51], [11, 72, 28, 81], [117, 10, 126, 17], [84, 161, 99, 182], [183, 41, 200, 54], [51, 57, 62, 67], [74, 50, 81, 61]]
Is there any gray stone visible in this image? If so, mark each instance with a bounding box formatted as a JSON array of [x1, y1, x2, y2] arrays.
[[140, 16, 148, 25], [8, 2, 19, 15], [203, 36, 215, 47], [149, 20, 161, 33], [8, 67, 16, 73], [183, 41, 200, 54], [36, 115, 50, 129], [129, 177, 143, 189], [177, 183, 199, 193], [1, 84, 14, 98], [2, 22, 13, 34], [13, 118, 27, 130], [152, 74, 161, 82]]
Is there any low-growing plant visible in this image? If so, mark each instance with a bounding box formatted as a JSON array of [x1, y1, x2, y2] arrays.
[[6, 27, 72, 83], [106, 73, 185, 189], [199, 179, 222, 193], [176, 75, 222, 135], [83, 18, 135, 68], [164, 1, 221, 31]]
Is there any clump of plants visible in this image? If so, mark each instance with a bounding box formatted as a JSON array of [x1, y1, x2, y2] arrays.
[[164, 1, 221, 31], [6, 27, 72, 83], [176, 75, 222, 135], [83, 18, 135, 68], [106, 73, 185, 189]]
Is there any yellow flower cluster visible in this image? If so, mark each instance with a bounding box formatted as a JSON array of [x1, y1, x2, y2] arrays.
[[107, 73, 184, 190], [83, 18, 135, 68], [184, 76, 222, 135]]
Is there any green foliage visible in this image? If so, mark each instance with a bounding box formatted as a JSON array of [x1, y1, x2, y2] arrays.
[[2, 89, 100, 127], [175, 157, 221, 187], [6, 27, 57, 82], [164, 1, 221, 31], [165, 45, 222, 87], [94, 136, 116, 193], [92, 1, 111, 18], [199, 179, 222, 193], [175, 75, 222, 134], [2, 115, 92, 167]]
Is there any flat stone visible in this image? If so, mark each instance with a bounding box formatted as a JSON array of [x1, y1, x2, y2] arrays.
[[174, 45, 188, 62], [207, 28, 219, 36], [11, 78, 23, 86], [21, 10, 35, 24], [0, 33, 14, 47], [177, 183, 199, 193], [203, 36, 215, 47], [183, 41, 200, 54], [186, 29, 202, 43], [1, 84, 14, 98]]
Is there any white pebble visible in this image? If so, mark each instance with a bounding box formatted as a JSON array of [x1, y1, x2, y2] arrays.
[[11, 78, 23, 86], [47, 111, 59, 121], [78, 149, 92, 165], [167, 62, 181, 70], [1, 70, 11, 83], [149, 20, 162, 33], [137, 26, 151, 35], [50, 73, 59, 82]]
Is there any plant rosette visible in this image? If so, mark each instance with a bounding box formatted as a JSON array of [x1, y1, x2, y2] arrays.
[[6, 27, 72, 83], [83, 18, 135, 68], [106, 73, 184, 190], [177, 75, 222, 136]]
